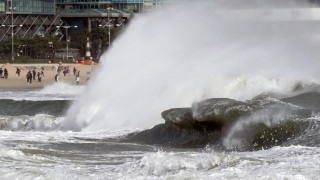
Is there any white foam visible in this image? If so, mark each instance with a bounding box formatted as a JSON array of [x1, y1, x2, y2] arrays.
[[65, 1, 320, 131], [0, 114, 63, 131], [0, 143, 47, 163], [0, 82, 84, 101], [125, 150, 232, 177], [1, 129, 320, 179], [120, 145, 320, 179], [38, 81, 85, 96]]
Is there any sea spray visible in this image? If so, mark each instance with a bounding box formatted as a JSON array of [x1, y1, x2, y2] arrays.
[[64, 0, 320, 131]]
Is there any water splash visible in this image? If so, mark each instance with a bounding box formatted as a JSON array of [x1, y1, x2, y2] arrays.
[[65, 1, 320, 131]]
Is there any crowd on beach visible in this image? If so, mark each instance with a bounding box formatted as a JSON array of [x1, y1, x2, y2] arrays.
[[0, 64, 85, 85], [0, 68, 8, 79], [25, 67, 45, 84]]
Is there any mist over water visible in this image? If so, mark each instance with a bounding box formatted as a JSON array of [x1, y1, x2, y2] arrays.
[[65, 0, 320, 131]]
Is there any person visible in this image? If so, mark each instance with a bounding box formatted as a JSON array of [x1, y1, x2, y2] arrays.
[[32, 68, 36, 80], [63, 67, 67, 76], [29, 71, 33, 84], [37, 72, 42, 82], [57, 66, 61, 75], [26, 71, 29, 83], [73, 67, 76, 76], [16, 68, 21, 77], [76, 76, 80, 85], [67, 66, 70, 75], [41, 67, 44, 76], [4, 68, 8, 79], [27, 71, 32, 84], [55, 74, 59, 82], [0, 68, 3, 78]]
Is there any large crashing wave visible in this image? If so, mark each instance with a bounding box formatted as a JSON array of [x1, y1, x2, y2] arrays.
[[64, 0, 320, 131], [126, 91, 320, 151]]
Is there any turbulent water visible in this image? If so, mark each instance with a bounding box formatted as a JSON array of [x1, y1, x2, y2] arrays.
[[1, 83, 320, 179], [2, 0, 320, 179]]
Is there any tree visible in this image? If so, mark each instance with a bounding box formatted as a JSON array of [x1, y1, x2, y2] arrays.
[[71, 28, 90, 57], [90, 27, 108, 57], [17, 36, 62, 59]]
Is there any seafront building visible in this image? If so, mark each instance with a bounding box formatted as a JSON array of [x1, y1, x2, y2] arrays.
[[55, 0, 169, 38], [0, 0, 168, 59], [0, 0, 61, 42], [0, 0, 168, 42]]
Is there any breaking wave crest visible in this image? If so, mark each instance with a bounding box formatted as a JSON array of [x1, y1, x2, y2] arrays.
[[38, 81, 85, 96], [0, 99, 70, 116], [125, 92, 320, 151], [0, 114, 63, 131]]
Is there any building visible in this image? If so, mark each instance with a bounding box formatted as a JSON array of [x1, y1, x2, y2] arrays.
[[0, 0, 62, 42], [55, 0, 137, 58]]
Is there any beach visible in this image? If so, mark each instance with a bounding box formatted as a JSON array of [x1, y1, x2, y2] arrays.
[[0, 63, 99, 89]]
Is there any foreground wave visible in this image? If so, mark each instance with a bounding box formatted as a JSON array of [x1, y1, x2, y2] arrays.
[[126, 92, 320, 151], [2, 91, 320, 152], [0, 99, 70, 116]]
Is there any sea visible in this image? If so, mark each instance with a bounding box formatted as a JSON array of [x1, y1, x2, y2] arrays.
[[2, 1, 320, 179], [1, 82, 320, 180]]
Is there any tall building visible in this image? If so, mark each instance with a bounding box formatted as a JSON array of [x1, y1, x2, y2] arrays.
[[0, 0, 62, 42], [54, 0, 169, 40], [55, 0, 136, 34], [55, 0, 137, 58]]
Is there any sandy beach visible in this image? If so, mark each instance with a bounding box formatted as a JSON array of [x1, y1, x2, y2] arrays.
[[0, 63, 99, 89]]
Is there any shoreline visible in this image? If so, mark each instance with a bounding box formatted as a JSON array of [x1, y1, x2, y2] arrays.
[[0, 63, 99, 89]]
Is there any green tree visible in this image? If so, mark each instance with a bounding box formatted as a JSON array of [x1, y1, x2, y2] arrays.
[[71, 28, 90, 57], [90, 27, 108, 57]]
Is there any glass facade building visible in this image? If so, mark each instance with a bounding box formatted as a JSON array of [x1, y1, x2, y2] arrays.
[[0, 0, 55, 15], [56, 0, 166, 12]]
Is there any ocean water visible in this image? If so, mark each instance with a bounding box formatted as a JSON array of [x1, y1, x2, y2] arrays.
[[1, 83, 320, 179], [2, 1, 320, 179]]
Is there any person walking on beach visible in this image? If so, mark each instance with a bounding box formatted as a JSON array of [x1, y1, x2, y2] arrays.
[[73, 67, 76, 76], [27, 71, 32, 84], [57, 66, 61, 75], [63, 67, 67, 76], [4, 68, 8, 79], [16, 68, 21, 77], [0, 68, 3, 78], [37, 72, 42, 82], [32, 68, 36, 80], [67, 66, 70, 75], [55, 74, 59, 82], [76, 76, 80, 85], [41, 67, 44, 76]]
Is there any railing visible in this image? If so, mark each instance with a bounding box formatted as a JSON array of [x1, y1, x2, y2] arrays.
[[59, 8, 133, 14]]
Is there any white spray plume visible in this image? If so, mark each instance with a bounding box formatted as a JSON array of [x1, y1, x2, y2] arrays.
[[64, 0, 320, 131]]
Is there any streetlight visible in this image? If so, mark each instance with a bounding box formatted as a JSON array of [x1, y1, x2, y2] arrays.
[[107, 7, 113, 47], [57, 25, 77, 60], [9, 5, 16, 61]]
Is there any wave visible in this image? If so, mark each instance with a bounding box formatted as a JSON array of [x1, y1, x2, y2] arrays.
[[0, 99, 70, 116], [38, 81, 85, 96], [125, 150, 228, 176], [125, 92, 320, 151], [65, 0, 320, 132], [0, 114, 63, 131], [0, 82, 84, 101]]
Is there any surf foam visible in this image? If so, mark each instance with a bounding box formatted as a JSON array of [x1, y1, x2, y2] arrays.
[[65, 1, 320, 131]]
